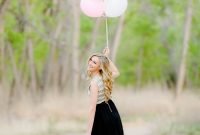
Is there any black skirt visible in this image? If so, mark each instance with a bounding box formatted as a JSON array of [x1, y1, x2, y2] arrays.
[[91, 99, 124, 135]]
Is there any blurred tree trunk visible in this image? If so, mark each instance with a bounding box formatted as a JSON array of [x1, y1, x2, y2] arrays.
[[111, 15, 125, 62], [0, 13, 5, 86], [20, 45, 29, 92], [159, 5, 177, 90], [0, 0, 14, 106], [0, 0, 9, 89], [89, 18, 101, 53], [42, 41, 56, 92], [7, 44, 21, 97], [135, 43, 144, 90], [0, 38, 5, 84], [71, 0, 80, 96], [0, 0, 8, 13], [53, 24, 65, 90], [25, 1, 37, 97], [57, 0, 72, 91], [51, 10, 63, 91], [27, 40, 37, 95], [176, 0, 193, 97], [42, 1, 60, 93]]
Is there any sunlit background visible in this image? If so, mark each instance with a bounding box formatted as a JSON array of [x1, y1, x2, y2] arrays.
[[0, 0, 200, 135]]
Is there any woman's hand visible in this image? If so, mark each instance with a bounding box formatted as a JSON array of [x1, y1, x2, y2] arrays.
[[103, 47, 110, 57]]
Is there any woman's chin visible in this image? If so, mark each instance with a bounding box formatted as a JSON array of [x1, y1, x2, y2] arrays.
[[87, 68, 93, 72]]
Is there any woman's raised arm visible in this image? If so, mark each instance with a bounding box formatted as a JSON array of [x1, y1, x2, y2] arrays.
[[103, 47, 120, 78]]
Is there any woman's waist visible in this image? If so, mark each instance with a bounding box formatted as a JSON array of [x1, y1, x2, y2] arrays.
[[97, 99, 112, 105]]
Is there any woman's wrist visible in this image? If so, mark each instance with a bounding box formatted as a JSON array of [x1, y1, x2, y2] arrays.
[[104, 53, 109, 57], [103, 47, 110, 57]]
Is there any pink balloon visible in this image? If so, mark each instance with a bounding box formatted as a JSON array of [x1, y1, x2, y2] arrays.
[[80, 0, 105, 17]]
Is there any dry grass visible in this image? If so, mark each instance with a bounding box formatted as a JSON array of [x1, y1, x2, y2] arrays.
[[0, 86, 200, 135]]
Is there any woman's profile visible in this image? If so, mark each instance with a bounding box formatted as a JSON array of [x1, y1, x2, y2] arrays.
[[86, 47, 124, 135]]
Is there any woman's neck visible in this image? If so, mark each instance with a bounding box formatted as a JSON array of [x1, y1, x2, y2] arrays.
[[91, 72, 101, 78]]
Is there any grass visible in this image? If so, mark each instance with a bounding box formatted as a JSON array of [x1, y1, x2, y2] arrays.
[[158, 122, 200, 135]]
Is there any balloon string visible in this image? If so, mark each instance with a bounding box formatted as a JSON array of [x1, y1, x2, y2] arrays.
[[105, 17, 109, 48]]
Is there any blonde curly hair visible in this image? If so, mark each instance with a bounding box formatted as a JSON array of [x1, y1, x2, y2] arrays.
[[87, 53, 113, 102]]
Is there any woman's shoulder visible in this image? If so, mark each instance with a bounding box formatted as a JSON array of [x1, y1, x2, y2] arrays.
[[89, 79, 99, 92]]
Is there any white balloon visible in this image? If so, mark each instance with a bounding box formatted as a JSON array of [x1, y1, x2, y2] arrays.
[[105, 0, 128, 17]]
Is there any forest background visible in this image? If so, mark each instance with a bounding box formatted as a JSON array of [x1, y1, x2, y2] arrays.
[[0, 0, 200, 135]]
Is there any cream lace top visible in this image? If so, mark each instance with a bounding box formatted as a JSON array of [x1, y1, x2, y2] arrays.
[[88, 75, 106, 104]]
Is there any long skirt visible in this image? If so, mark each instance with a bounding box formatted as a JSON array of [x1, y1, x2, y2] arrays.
[[91, 99, 124, 135]]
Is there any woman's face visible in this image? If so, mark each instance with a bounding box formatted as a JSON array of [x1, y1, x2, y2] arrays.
[[88, 56, 101, 73]]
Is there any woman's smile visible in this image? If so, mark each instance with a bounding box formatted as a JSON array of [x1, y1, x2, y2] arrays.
[[88, 56, 100, 72]]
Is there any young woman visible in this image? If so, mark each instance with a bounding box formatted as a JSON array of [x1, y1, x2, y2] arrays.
[[86, 47, 124, 135]]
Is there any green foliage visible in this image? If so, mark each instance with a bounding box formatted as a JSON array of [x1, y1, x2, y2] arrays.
[[117, 1, 171, 85], [80, 16, 94, 48], [1, 0, 200, 88], [3, 0, 51, 81], [188, 43, 200, 87], [116, 0, 200, 87]]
